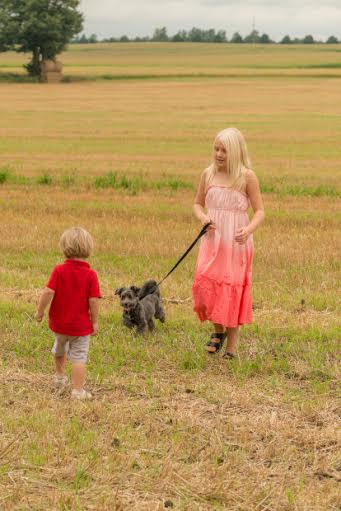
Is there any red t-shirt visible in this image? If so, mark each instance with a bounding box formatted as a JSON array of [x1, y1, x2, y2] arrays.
[[47, 259, 101, 336]]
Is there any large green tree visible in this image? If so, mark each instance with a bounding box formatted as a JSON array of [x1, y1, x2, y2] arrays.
[[0, 0, 83, 76]]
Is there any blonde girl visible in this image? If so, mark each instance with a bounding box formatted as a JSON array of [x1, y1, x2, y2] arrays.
[[192, 127, 264, 358]]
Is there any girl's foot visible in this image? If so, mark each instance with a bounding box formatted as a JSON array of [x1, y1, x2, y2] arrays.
[[222, 351, 236, 359], [206, 332, 227, 353], [71, 389, 92, 400], [54, 374, 68, 386]]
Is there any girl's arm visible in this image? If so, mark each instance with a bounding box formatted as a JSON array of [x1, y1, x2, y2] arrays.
[[35, 287, 55, 322], [89, 297, 100, 335], [235, 170, 265, 244], [193, 170, 213, 227]]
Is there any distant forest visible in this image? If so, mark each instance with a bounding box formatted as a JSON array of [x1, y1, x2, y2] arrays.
[[73, 27, 340, 45]]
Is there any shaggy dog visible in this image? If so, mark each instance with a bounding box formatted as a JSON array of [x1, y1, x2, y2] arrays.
[[115, 280, 165, 334]]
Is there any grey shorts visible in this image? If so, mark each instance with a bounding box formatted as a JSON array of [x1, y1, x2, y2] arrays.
[[52, 333, 90, 363]]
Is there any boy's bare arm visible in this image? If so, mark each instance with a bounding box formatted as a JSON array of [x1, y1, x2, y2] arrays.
[[89, 297, 100, 335], [35, 287, 55, 322]]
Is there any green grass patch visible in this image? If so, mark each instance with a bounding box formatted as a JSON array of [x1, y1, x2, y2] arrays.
[[261, 179, 340, 198], [94, 171, 146, 194], [94, 171, 194, 194], [0, 167, 10, 184], [37, 173, 53, 185]]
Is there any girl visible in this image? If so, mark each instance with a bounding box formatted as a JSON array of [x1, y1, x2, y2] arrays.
[[192, 127, 264, 358]]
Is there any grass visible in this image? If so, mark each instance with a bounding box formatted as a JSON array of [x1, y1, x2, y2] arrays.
[[37, 173, 53, 185], [0, 44, 340, 510], [0, 167, 10, 184]]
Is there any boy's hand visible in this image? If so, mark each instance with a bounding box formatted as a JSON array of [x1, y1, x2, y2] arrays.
[[35, 312, 44, 322], [92, 322, 99, 336]]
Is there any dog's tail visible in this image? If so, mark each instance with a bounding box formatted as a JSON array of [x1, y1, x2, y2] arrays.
[[138, 280, 159, 299]]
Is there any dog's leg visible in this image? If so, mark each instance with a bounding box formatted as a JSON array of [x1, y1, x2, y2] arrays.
[[147, 318, 155, 331], [123, 316, 134, 329], [137, 320, 147, 334], [155, 302, 166, 323]]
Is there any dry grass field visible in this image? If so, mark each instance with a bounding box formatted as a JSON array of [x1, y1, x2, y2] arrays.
[[0, 44, 340, 510]]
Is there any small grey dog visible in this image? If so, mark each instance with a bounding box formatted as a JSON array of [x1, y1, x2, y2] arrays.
[[115, 280, 165, 334]]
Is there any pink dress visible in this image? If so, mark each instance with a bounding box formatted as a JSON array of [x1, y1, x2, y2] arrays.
[[192, 185, 253, 327]]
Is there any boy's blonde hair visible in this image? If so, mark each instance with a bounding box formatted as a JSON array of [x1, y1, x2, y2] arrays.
[[207, 127, 251, 190], [59, 227, 94, 259]]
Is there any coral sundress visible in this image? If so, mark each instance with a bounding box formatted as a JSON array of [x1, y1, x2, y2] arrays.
[[192, 185, 253, 327]]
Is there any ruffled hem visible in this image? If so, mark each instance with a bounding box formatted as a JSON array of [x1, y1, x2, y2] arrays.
[[192, 275, 252, 328]]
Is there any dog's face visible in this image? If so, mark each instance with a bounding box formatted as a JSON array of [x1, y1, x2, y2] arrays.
[[115, 286, 140, 312]]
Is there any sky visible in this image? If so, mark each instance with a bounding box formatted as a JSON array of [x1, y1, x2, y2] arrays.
[[80, 0, 341, 41]]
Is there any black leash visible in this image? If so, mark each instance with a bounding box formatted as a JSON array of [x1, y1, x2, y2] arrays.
[[157, 222, 211, 287]]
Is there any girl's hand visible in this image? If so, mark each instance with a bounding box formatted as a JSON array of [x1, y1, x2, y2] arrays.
[[235, 226, 251, 244], [201, 216, 215, 231], [35, 311, 43, 322]]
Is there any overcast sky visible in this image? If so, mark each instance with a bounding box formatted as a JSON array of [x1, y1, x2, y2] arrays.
[[80, 0, 341, 41]]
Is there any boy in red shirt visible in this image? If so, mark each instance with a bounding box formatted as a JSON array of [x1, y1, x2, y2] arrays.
[[35, 227, 101, 400]]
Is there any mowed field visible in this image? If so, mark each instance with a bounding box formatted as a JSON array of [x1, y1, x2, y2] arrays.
[[0, 44, 340, 510]]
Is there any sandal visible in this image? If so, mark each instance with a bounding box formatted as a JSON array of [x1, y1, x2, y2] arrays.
[[222, 351, 236, 359], [206, 332, 227, 354]]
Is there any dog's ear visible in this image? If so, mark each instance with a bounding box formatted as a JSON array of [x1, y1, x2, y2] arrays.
[[115, 287, 124, 296], [131, 286, 140, 296]]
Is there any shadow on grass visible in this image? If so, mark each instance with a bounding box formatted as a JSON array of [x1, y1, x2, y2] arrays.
[[0, 72, 39, 83]]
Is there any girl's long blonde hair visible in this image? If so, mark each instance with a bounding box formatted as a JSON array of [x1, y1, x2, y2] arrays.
[[206, 127, 251, 190]]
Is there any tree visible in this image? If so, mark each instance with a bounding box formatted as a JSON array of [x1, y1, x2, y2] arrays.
[[152, 27, 168, 42], [302, 34, 315, 44], [326, 35, 338, 44], [214, 30, 227, 43], [244, 30, 260, 43], [231, 32, 243, 43], [280, 35, 292, 44], [259, 33, 272, 44], [88, 34, 98, 44], [172, 30, 187, 42], [0, 0, 83, 76], [78, 34, 89, 44], [187, 27, 201, 42]]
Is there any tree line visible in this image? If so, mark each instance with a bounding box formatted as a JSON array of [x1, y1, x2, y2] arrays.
[[74, 28, 340, 45]]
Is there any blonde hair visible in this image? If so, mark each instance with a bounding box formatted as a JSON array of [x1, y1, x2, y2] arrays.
[[59, 227, 94, 259], [207, 127, 251, 190]]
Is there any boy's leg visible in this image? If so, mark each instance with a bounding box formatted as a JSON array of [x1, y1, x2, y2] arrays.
[[68, 336, 91, 398], [55, 354, 67, 375], [72, 362, 86, 391], [52, 334, 69, 384]]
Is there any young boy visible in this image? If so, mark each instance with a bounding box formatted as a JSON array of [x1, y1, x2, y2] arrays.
[[35, 227, 101, 400]]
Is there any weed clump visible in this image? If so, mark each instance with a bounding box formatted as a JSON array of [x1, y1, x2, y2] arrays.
[[0, 167, 10, 184], [94, 172, 145, 194], [37, 173, 53, 185], [94, 172, 193, 195]]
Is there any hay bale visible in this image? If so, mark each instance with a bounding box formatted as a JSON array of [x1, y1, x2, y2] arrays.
[[40, 59, 63, 83], [54, 60, 63, 73], [42, 71, 63, 83], [41, 59, 57, 72]]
